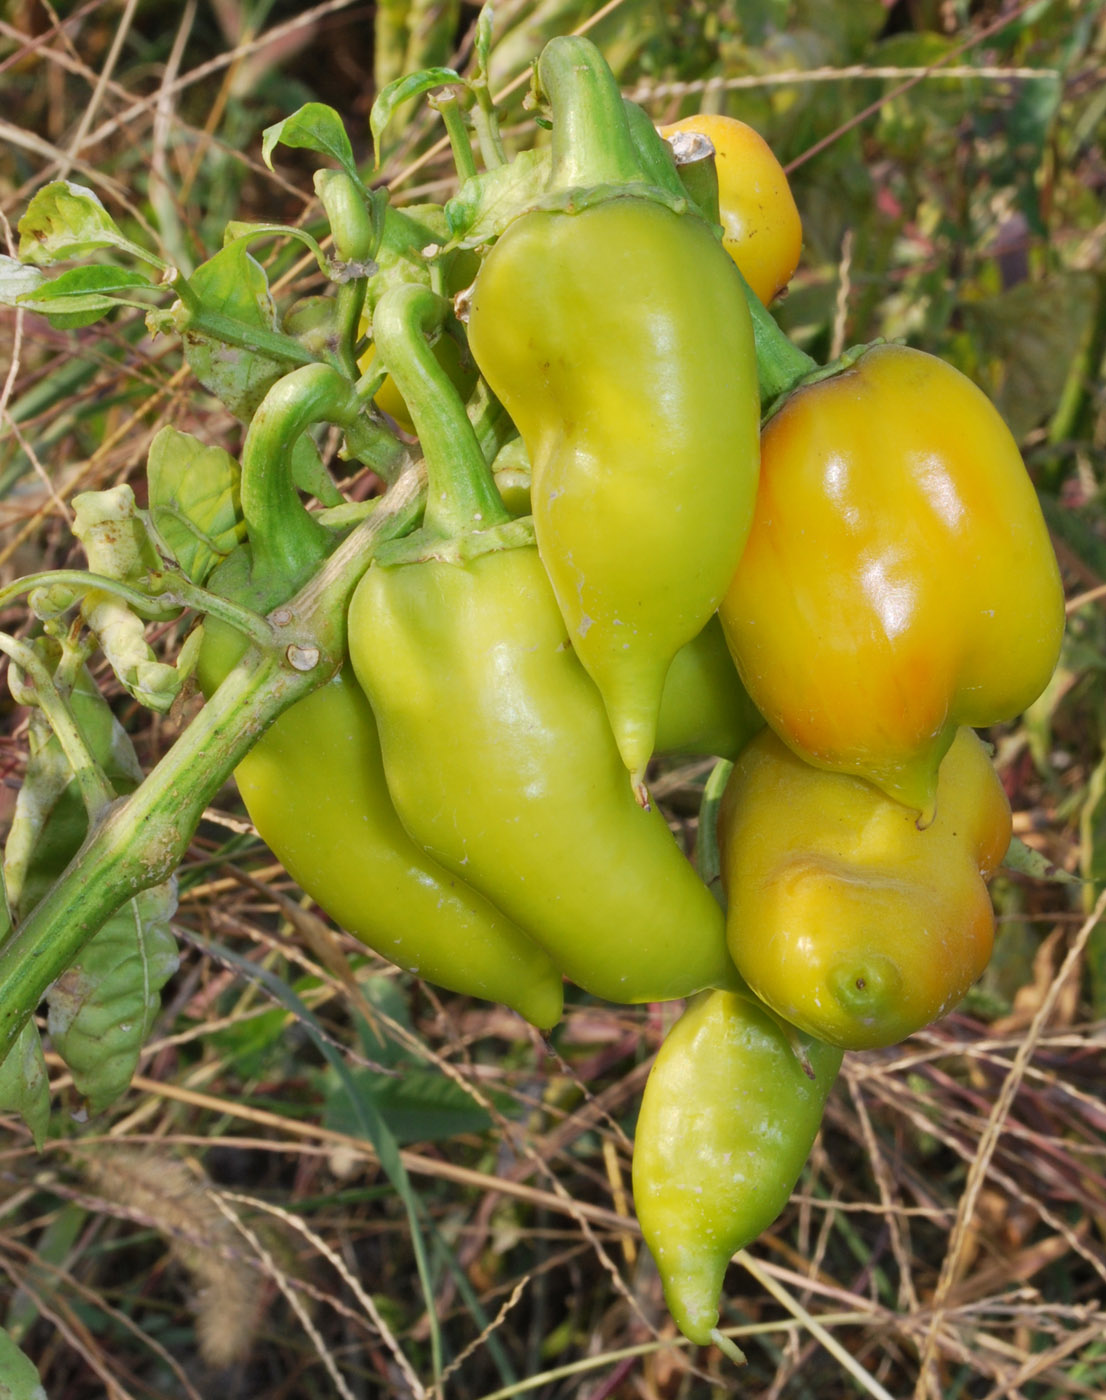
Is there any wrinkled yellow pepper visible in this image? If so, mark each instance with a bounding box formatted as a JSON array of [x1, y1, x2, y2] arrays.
[[718, 726, 1012, 1050]]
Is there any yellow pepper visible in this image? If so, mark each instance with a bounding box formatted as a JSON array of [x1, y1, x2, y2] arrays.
[[719, 344, 1065, 820], [717, 726, 1012, 1050]]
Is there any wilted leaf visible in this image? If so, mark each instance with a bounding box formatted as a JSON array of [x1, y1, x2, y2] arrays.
[[146, 427, 245, 585], [0, 254, 45, 305], [17, 180, 160, 268], [325, 1063, 492, 1146], [0, 1327, 47, 1400], [1079, 747, 1106, 1017], [445, 149, 549, 248], [0, 1022, 50, 1150]]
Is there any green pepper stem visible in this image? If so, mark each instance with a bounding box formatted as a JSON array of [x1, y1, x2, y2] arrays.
[[666, 128, 721, 226], [371, 284, 509, 538], [622, 99, 685, 200], [241, 363, 361, 588], [432, 91, 479, 183], [538, 36, 646, 191], [740, 279, 819, 409]]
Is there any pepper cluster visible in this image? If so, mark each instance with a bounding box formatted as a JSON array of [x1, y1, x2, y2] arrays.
[[199, 36, 1064, 1354]]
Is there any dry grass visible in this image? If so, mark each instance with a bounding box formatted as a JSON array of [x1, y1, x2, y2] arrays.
[[1, 2, 1104, 1397]]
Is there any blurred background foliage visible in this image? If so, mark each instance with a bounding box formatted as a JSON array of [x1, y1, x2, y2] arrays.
[[0, 1, 1105, 1397]]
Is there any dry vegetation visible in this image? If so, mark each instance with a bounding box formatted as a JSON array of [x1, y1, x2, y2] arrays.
[[1, 2, 1104, 1397]]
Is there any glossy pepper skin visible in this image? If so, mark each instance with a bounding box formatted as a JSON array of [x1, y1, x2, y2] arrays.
[[633, 990, 841, 1346], [653, 615, 765, 762], [658, 113, 802, 305], [466, 37, 760, 793], [349, 543, 740, 1005], [200, 653, 564, 1030], [195, 362, 563, 1030], [718, 726, 1012, 1050], [719, 343, 1065, 820]]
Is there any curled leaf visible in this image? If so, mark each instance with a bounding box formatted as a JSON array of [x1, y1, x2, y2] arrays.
[[0, 1022, 50, 1150], [262, 103, 359, 182], [17, 180, 163, 269], [0, 1327, 48, 1400], [73, 486, 182, 713], [146, 427, 245, 585], [370, 67, 463, 169]]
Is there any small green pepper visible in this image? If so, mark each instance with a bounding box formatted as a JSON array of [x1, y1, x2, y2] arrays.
[[633, 990, 841, 1347]]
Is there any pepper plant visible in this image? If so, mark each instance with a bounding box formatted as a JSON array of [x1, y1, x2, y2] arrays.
[[0, 15, 1071, 1389]]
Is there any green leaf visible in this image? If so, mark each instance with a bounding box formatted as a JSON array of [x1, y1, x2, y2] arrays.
[[370, 68, 463, 169], [326, 1065, 493, 1146], [46, 882, 179, 1115], [0, 1328, 47, 1400], [17, 180, 163, 269], [262, 103, 359, 183], [14, 265, 155, 329], [180, 241, 286, 421], [146, 426, 245, 585], [0, 1022, 50, 1150], [444, 149, 549, 248]]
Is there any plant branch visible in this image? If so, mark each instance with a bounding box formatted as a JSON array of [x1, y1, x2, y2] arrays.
[[0, 466, 424, 1065]]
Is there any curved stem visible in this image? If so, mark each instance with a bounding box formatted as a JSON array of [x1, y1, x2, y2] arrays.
[[371, 284, 509, 538], [241, 363, 361, 587], [538, 36, 646, 191], [0, 568, 179, 619], [314, 170, 377, 264]]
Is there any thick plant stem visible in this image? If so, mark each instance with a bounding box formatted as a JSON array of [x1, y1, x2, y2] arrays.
[[538, 36, 646, 191], [0, 468, 424, 1066], [371, 284, 509, 538]]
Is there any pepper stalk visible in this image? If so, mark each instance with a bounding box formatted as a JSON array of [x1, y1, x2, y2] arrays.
[[0, 441, 424, 1068]]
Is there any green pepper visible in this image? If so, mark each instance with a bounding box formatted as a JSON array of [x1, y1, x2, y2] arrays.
[[654, 615, 765, 762], [465, 37, 760, 797], [632, 990, 841, 1348], [197, 364, 564, 1030], [348, 284, 739, 1005]]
